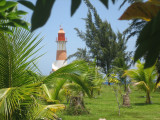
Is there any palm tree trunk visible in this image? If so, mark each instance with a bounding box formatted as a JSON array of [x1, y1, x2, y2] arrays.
[[146, 91, 151, 104], [107, 74, 110, 86], [91, 88, 94, 97], [123, 93, 130, 107], [124, 78, 127, 92], [98, 86, 101, 95]]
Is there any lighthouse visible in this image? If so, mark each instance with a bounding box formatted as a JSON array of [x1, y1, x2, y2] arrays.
[[52, 27, 67, 71]]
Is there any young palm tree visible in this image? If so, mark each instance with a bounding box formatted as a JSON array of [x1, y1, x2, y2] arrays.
[[0, 28, 66, 120], [82, 60, 104, 97], [0, 27, 45, 119], [123, 60, 158, 104], [44, 60, 91, 100], [42, 60, 92, 115]]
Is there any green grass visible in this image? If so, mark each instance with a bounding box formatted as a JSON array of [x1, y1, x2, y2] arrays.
[[58, 85, 160, 120]]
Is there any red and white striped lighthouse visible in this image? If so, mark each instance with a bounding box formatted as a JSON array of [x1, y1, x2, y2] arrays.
[[52, 27, 67, 71]]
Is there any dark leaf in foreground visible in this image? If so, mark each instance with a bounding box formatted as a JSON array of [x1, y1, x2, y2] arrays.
[[99, 0, 109, 8], [17, 0, 35, 10], [134, 11, 160, 68], [31, 0, 55, 31], [71, 0, 81, 16]]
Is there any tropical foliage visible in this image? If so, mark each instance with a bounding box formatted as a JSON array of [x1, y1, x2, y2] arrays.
[[0, 27, 67, 119], [0, 1, 29, 34], [74, 0, 131, 86], [17, 0, 117, 31], [50, 60, 104, 100], [67, 48, 91, 62], [0, 27, 41, 119], [0, 26, 95, 119], [1, 0, 160, 119], [120, 0, 160, 68], [123, 60, 158, 104]]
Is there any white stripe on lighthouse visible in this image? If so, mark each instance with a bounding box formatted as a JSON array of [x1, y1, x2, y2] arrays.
[[57, 41, 66, 50]]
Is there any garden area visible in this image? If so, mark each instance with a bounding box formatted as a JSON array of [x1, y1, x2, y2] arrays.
[[59, 86, 160, 120], [0, 0, 160, 120]]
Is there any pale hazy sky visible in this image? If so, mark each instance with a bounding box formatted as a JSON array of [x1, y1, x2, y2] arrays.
[[18, 0, 136, 75]]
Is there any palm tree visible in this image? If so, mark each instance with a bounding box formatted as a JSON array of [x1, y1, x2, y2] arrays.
[[0, 28, 66, 120], [123, 60, 158, 104], [82, 60, 104, 97], [45, 60, 91, 100], [42, 60, 92, 115], [0, 27, 45, 119], [0, 26, 95, 119]]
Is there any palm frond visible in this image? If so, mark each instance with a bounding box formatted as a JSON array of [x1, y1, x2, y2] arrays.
[[0, 27, 43, 88], [0, 82, 42, 120], [29, 103, 65, 120], [52, 79, 66, 100], [43, 60, 91, 99], [43, 60, 88, 83], [124, 60, 157, 92]]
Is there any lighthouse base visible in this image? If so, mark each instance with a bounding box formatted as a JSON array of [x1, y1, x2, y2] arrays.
[[52, 60, 67, 72]]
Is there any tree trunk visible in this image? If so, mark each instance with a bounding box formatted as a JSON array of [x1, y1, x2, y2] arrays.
[[123, 93, 130, 107], [124, 79, 127, 92], [98, 86, 101, 95], [70, 96, 85, 108], [91, 88, 94, 97], [113, 88, 120, 116], [108, 82, 110, 85], [146, 91, 151, 104], [68, 96, 89, 115], [107, 74, 110, 86]]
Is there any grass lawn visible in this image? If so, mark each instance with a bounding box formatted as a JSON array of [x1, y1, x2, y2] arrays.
[[58, 85, 160, 120]]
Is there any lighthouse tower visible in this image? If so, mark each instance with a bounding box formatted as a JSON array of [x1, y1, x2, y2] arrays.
[[52, 27, 67, 71]]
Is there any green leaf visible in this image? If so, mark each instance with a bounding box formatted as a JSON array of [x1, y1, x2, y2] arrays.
[[0, 27, 13, 35], [31, 0, 55, 32], [0, 22, 16, 27], [71, 0, 81, 16], [17, 0, 35, 10], [12, 19, 29, 30], [0, 1, 17, 12], [134, 11, 160, 68], [0, 0, 6, 6], [6, 10, 27, 20], [15, 10, 28, 15]]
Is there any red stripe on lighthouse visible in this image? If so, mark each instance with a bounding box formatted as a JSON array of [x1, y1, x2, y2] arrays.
[[56, 50, 67, 60]]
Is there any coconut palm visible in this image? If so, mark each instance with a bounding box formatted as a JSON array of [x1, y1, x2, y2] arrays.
[[123, 60, 158, 104], [45, 60, 91, 100], [0, 27, 45, 119], [42, 60, 92, 115], [82, 60, 104, 97], [50, 60, 105, 105], [0, 28, 66, 120]]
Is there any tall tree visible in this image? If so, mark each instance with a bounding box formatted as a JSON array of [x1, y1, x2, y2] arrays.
[[75, 0, 128, 85], [67, 48, 91, 62], [112, 32, 132, 90]]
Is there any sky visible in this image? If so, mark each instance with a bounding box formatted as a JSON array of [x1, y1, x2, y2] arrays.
[[18, 0, 136, 75]]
